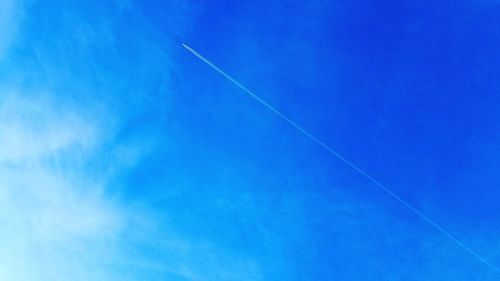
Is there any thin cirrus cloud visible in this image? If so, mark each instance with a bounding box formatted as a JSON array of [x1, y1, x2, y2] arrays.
[[0, 94, 123, 280], [0, 1, 264, 280], [0, 1, 165, 280]]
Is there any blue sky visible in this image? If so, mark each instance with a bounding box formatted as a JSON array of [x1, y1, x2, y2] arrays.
[[1, 0, 499, 280]]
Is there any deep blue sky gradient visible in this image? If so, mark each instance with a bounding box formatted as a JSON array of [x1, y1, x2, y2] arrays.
[[168, 0, 500, 279], [1, 0, 500, 280]]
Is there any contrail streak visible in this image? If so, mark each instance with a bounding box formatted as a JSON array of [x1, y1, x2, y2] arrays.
[[182, 43, 500, 274]]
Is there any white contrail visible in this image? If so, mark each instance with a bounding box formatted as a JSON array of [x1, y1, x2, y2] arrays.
[[182, 43, 500, 274]]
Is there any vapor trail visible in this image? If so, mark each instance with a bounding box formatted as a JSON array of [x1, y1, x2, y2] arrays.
[[182, 43, 500, 275]]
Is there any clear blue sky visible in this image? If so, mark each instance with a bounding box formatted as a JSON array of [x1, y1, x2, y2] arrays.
[[1, 0, 499, 280]]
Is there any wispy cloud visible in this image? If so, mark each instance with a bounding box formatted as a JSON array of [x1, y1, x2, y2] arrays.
[[0, 1, 266, 280], [0, 92, 125, 280], [0, 1, 162, 280]]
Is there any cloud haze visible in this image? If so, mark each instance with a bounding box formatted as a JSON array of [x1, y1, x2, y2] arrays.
[[0, 1, 166, 280]]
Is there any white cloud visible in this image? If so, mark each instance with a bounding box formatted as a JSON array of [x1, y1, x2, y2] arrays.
[[0, 1, 267, 280], [0, 94, 98, 164], [0, 93, 127, 281]]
